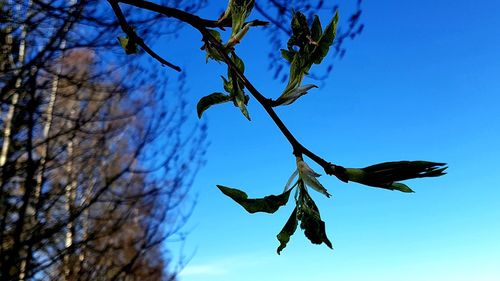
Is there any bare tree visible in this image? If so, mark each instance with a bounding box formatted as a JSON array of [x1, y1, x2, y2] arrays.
[[0, 1, 206, 280]]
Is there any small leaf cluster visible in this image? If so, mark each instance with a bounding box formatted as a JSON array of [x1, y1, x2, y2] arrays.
[[216, 182, 333, 254], [197, 52, 250, 120], [197, 0, 261, 120], [217, 157, 334, 254], [218, 0, 255, 48], [203, 0, 257, 60], [277, 183, 332, 254], [274, 11, 339, 106]]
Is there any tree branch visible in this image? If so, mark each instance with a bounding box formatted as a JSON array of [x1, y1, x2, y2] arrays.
[[108, 0, 181, 72], [111, 0, 344, 177]]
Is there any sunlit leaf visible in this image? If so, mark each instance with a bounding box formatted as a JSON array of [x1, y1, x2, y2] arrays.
[[275, 84, 318, 106], [217, 0, 234, 25], [196, 92, 232, 118], [297, 158, 331, 197], [217, 185, 293, 213], [277, 207, 298, 254], [302, 174, 330, 198], [230, 0, 255, 36], [284, 169, 298, 192]]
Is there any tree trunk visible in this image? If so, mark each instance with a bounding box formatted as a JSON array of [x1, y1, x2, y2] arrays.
[[1, 1, 33, 280], [0, 0, 31, 169]]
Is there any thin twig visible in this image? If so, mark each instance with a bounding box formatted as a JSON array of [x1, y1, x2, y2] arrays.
[[108, 0, 181, 72], [254, 2, 291, 35]]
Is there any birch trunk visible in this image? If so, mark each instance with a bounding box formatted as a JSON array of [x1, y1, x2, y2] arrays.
[[5, 1, 33, 280], [0, 0, 31, 168], [64, 132, 78, 281]]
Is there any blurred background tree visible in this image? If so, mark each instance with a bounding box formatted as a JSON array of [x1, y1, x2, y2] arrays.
[[1, 1, 207, 280], [0, 1, 363, 280]]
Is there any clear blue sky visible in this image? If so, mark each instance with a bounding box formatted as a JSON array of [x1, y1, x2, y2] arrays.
[[159, 1, 500, 280]]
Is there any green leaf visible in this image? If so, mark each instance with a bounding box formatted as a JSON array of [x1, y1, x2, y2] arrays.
[[296, 157, 331, 197], [208, 29, 222, 42], [290, 11, 309, 42], [310, 15, 323, 42], [231, 74, 251, 120], [277, 207, 298, 254], [300, 211, 332, 249], [217, 0, 234, 25], [230, 0, 255, 36], [227, 53, 250, 120], [280, 11, 339, 102], [284, 169, 299, 192], [205, 47, 225, 62], [311, 11, 339, 64], [275, 84, 318, 106], [231, 53, 245, 74], [235, 95, 251, 120], [281, 53, 306, 97], [117, 36, 138, 55], [203, 30, 225, 62], [280, 49, 294, 62], [196, 92, 232, 118], [391, 183, 415, 193], [222, 76, 232, 93], [298, 190, 333, 249], [217, 185, 293, 214], [219, 53, 250, 120]]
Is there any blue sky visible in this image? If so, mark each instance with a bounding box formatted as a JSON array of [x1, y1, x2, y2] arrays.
[[158, 1, 500, 280]]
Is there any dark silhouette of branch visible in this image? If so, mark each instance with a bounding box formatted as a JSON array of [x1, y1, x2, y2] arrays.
[[108, 0, 181, 72], [111, 0, 344, 177]]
